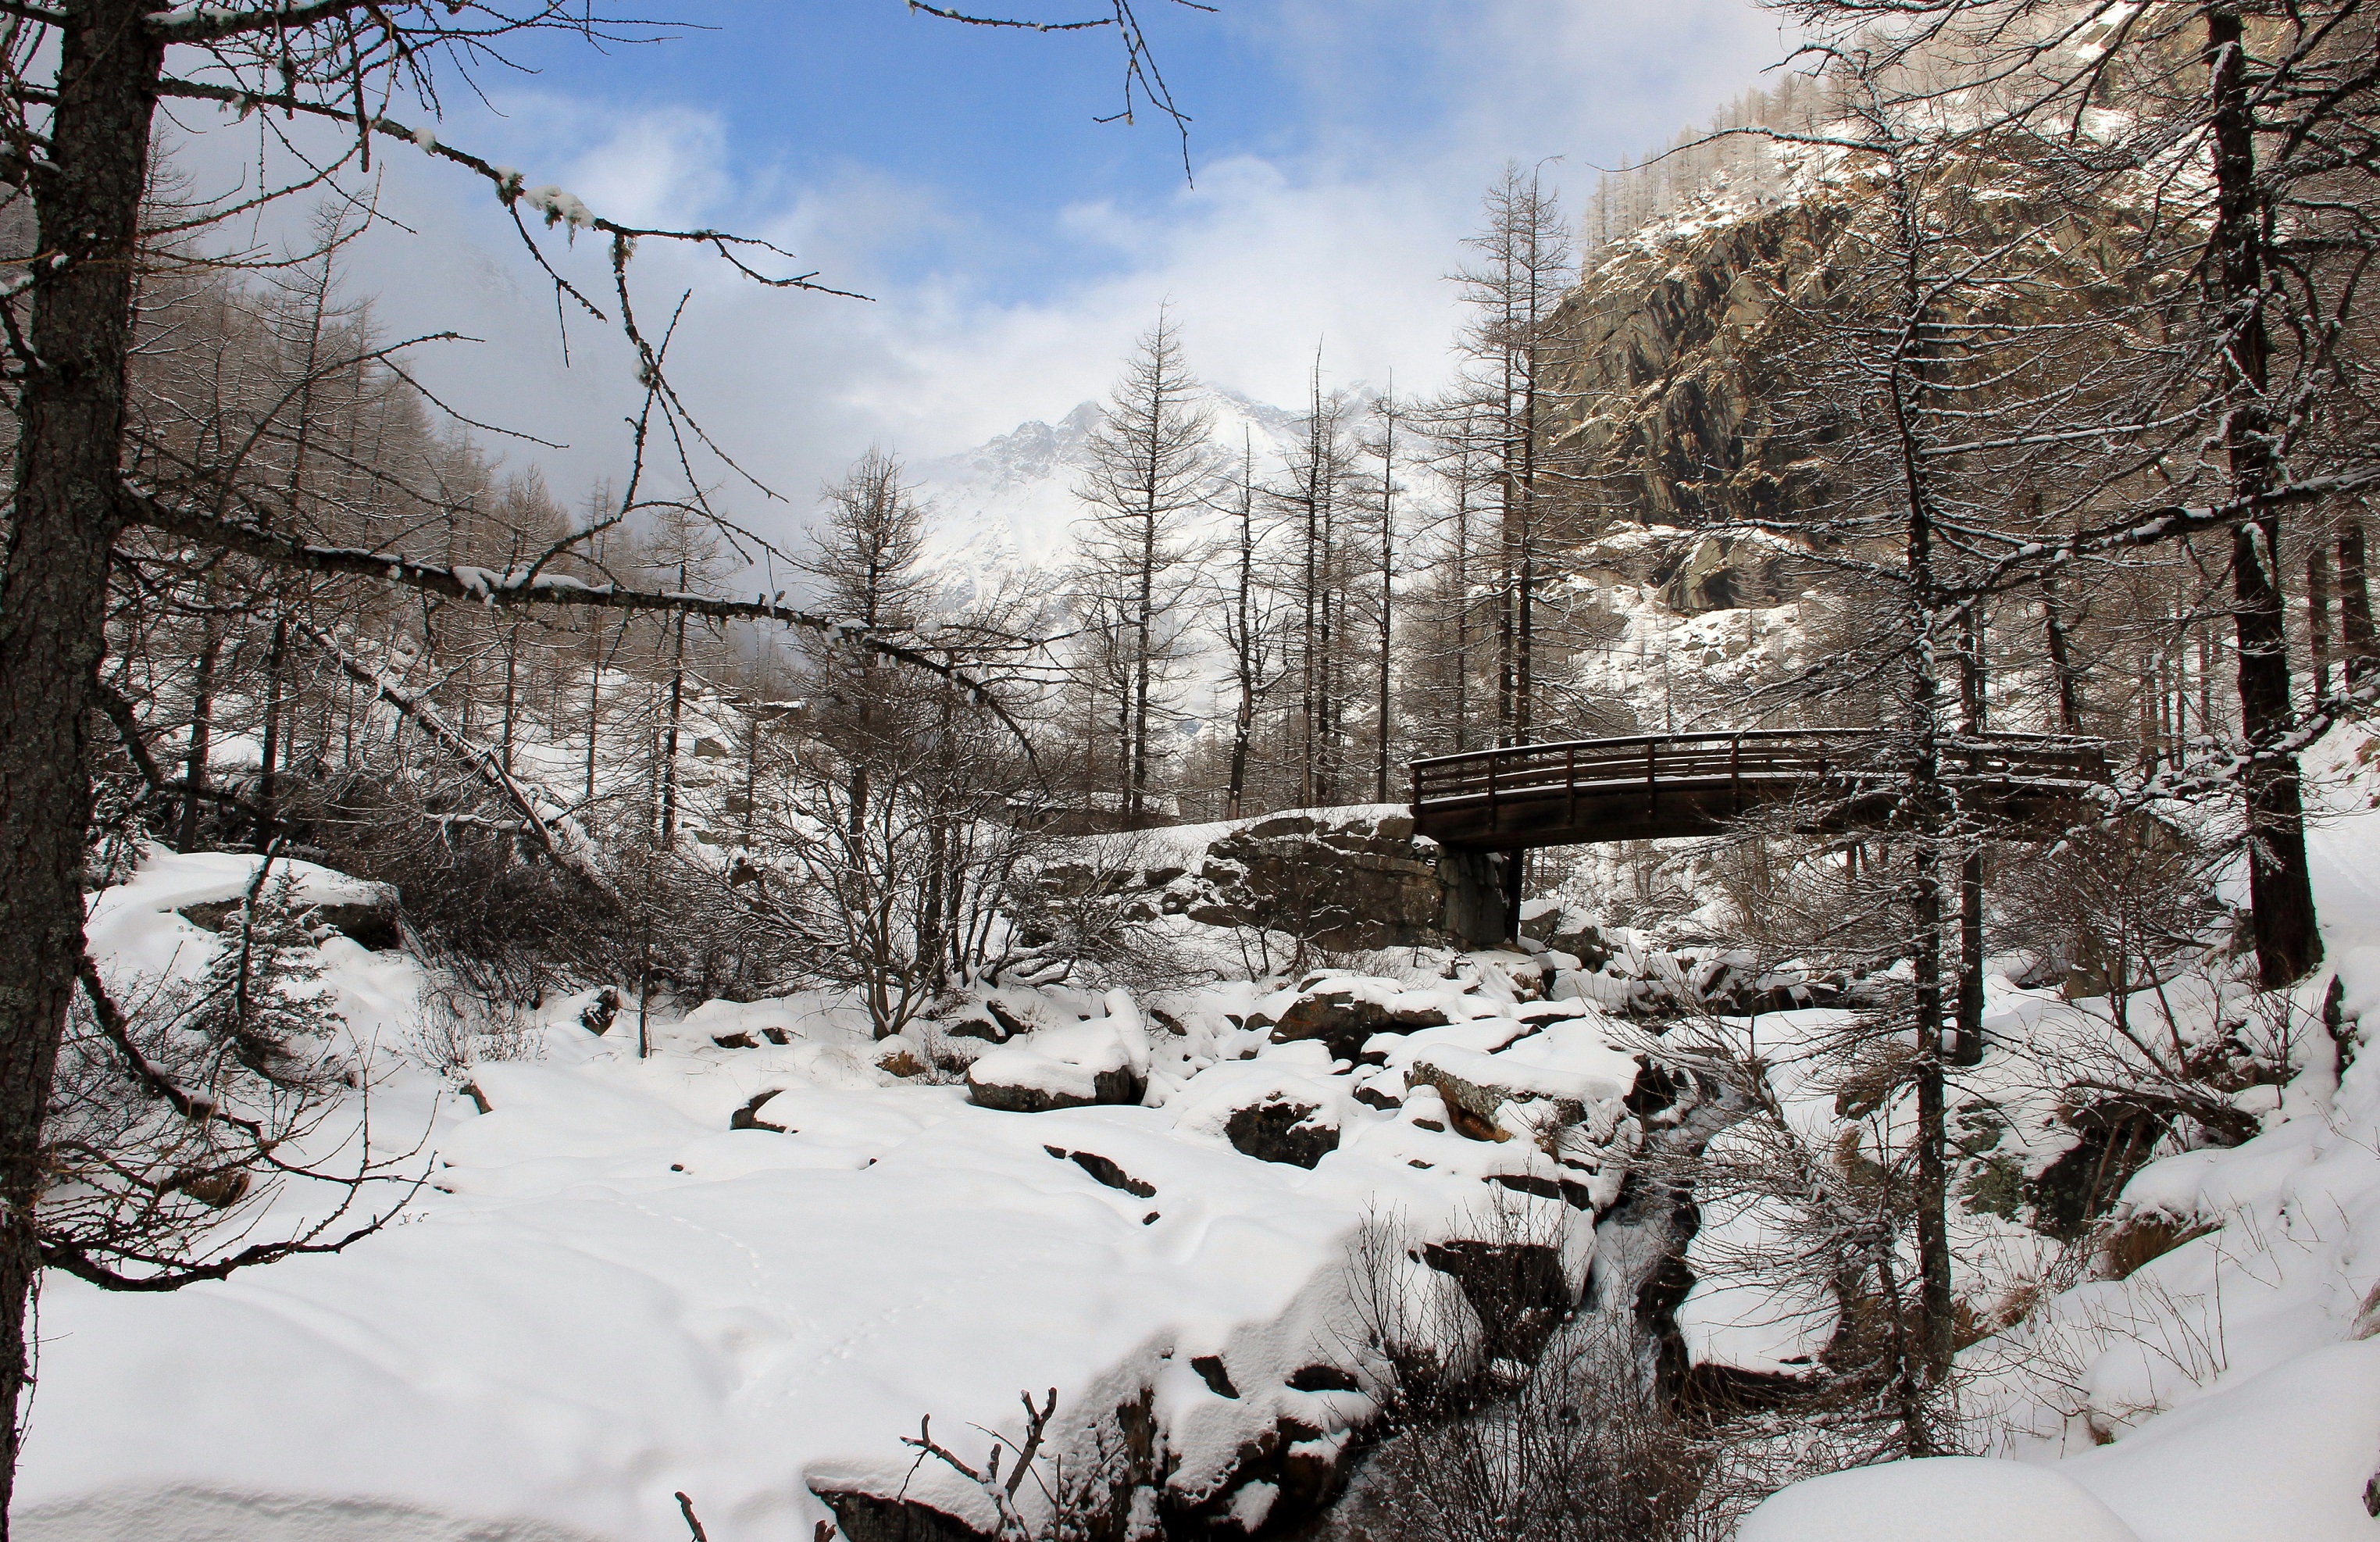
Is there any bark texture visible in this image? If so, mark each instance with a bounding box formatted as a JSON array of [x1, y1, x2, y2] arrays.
[[2207, 4, 2322, 987], [0, 3, 162, 1525]]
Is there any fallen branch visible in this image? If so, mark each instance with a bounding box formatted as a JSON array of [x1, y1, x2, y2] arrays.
[[291, 619, 621, 904]]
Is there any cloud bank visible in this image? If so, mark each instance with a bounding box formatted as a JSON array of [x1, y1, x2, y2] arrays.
[[164, 1, 1790, 549]]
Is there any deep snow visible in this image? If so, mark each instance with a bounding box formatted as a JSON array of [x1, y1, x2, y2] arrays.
[[32, 723, 2380, 1540], [24, 853, 1634, 1541], [1743, 726, 2380, 1541]]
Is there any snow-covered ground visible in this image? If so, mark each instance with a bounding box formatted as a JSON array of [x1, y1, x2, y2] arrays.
[[37, 725, 2380, 1540], [24, 850, 1640, 1542], [1743, 726, 2380, 1541]]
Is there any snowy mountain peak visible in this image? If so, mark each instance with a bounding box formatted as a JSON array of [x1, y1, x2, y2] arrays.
[[911, 389, 1311, 601]]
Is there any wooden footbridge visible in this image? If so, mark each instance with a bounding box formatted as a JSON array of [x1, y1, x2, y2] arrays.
[[1410, 730, 2110, 851]]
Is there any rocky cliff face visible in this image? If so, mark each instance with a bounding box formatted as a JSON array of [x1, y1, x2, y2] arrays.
[[1549, 193, 1851, 536], [1547, 146, 2157, 555]]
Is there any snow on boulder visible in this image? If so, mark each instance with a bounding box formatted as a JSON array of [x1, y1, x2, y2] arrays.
[[86, 844, 399, 982], [1101, 987, 1153, 1079], [1408, 1019, 1640, 1140], [1259, 972, 1456, 1062], [1170, 1042, 1352, 1168], [967, 994, 1150, 1112], [1739, 1458, 2140, 1542]]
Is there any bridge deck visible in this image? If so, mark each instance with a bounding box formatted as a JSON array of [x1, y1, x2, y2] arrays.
[[1410, 730, 2108, 851]]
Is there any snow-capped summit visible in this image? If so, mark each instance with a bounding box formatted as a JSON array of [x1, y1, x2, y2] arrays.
[[908, 387, 1315, 604]]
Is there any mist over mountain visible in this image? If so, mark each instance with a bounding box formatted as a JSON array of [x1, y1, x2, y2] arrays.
[[911, 388, 1315, 600]]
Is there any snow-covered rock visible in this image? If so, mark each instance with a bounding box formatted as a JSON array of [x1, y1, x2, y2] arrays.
[[1740, 1457, 2141, 1542], [1169, 1042, 1352, 1169], [1408, 1016, 1641, 1141], [1259, 971, 1455, 1061], [965, 989, 1151, 1112]]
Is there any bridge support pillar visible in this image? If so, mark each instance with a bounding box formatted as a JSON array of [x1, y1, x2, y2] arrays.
[[1436, 846, 1509, 949]]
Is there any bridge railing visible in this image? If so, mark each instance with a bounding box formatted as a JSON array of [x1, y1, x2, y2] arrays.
[[1410, 730, 2108, 814]]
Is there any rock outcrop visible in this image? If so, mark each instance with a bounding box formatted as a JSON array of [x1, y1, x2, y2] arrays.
[[1549, 195, 1850, 536], [1186, 808, 1452, 950], [1044, 806, 1509, 953]]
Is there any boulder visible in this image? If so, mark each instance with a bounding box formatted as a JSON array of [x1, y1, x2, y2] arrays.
[[812, 1491, 983, 1542], [874, 1037, 927, 1078], [1408, 1021, 1640, 1140], [1169, 1043, 1353, 1168], [730, 1089, 789, 1132], [965, 991, 1150, 1113], [1045, 1144, 1158, 1197], [306, 895, 403, 950], [1222, 1096, 1342, 1169], [967, 1051, 1143, 1114], [944, 997, 1033, 1044], [1419, 1238, 1574, 1364], [1265, 975, 1453, 1062], [579, 987, 619, 1036], [179, 888, 401, 951]]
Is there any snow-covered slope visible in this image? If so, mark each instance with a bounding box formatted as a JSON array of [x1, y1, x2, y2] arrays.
[[23, 848, 1646, 1542], [1742, 726, 2380, 1542], [909, 388, 1308, 603]]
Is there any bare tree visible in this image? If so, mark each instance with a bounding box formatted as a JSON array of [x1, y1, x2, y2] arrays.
[[1276, 352, 1361, 805], [804, 448, 933, 832], [1363, 393, 1407, 801], [1073, 307, 1215, 819], [1211, 430, 1280, 819], [1447, 165, 1575, 748]]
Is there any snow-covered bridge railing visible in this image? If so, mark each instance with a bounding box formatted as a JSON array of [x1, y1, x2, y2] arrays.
[[1409, 730, 2111, 850]]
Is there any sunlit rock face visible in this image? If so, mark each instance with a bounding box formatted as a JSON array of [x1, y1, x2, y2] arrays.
[[1550, 195, 1851, 540]]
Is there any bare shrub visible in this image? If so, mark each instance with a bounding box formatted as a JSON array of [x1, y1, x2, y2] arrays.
[[45, 858, 416, 1289], [403, 983, 542, 1083], [840, 1387, 1146, 1542]]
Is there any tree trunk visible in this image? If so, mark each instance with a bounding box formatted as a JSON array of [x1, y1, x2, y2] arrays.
[[2340, 519, 2375, 685], [1953, 605, 1986, 1069], [742, 707, 762, 849], [1496, 481, 1516, 747], [501, 619, 520, 779], [2207, 4, 2322, 987], [1226, 446, 1255, 820], [1376, 413, 1395, 804], [1451, 473, 1472, 755], [178, 609, 221, 851], [2041, 575, 2082, 734], [259, 612, 290, 823], [1131, 513, 1154, 820], [660, 573, 687, 846], [1886, 158, 1957, 1383], [0, 5, 165, 1526], [2309, 541, 2334, 702], [586, 625, 604, 808]]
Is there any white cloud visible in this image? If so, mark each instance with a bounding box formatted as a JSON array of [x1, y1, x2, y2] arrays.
[[159, 1, 1789, 553]]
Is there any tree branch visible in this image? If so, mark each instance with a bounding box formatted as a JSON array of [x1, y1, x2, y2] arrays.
[[119, 485, 1044, 764]]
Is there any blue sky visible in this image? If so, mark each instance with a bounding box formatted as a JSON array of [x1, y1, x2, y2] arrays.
[[171, 2, 1793, 537], [450, 2, 1793, 299]]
